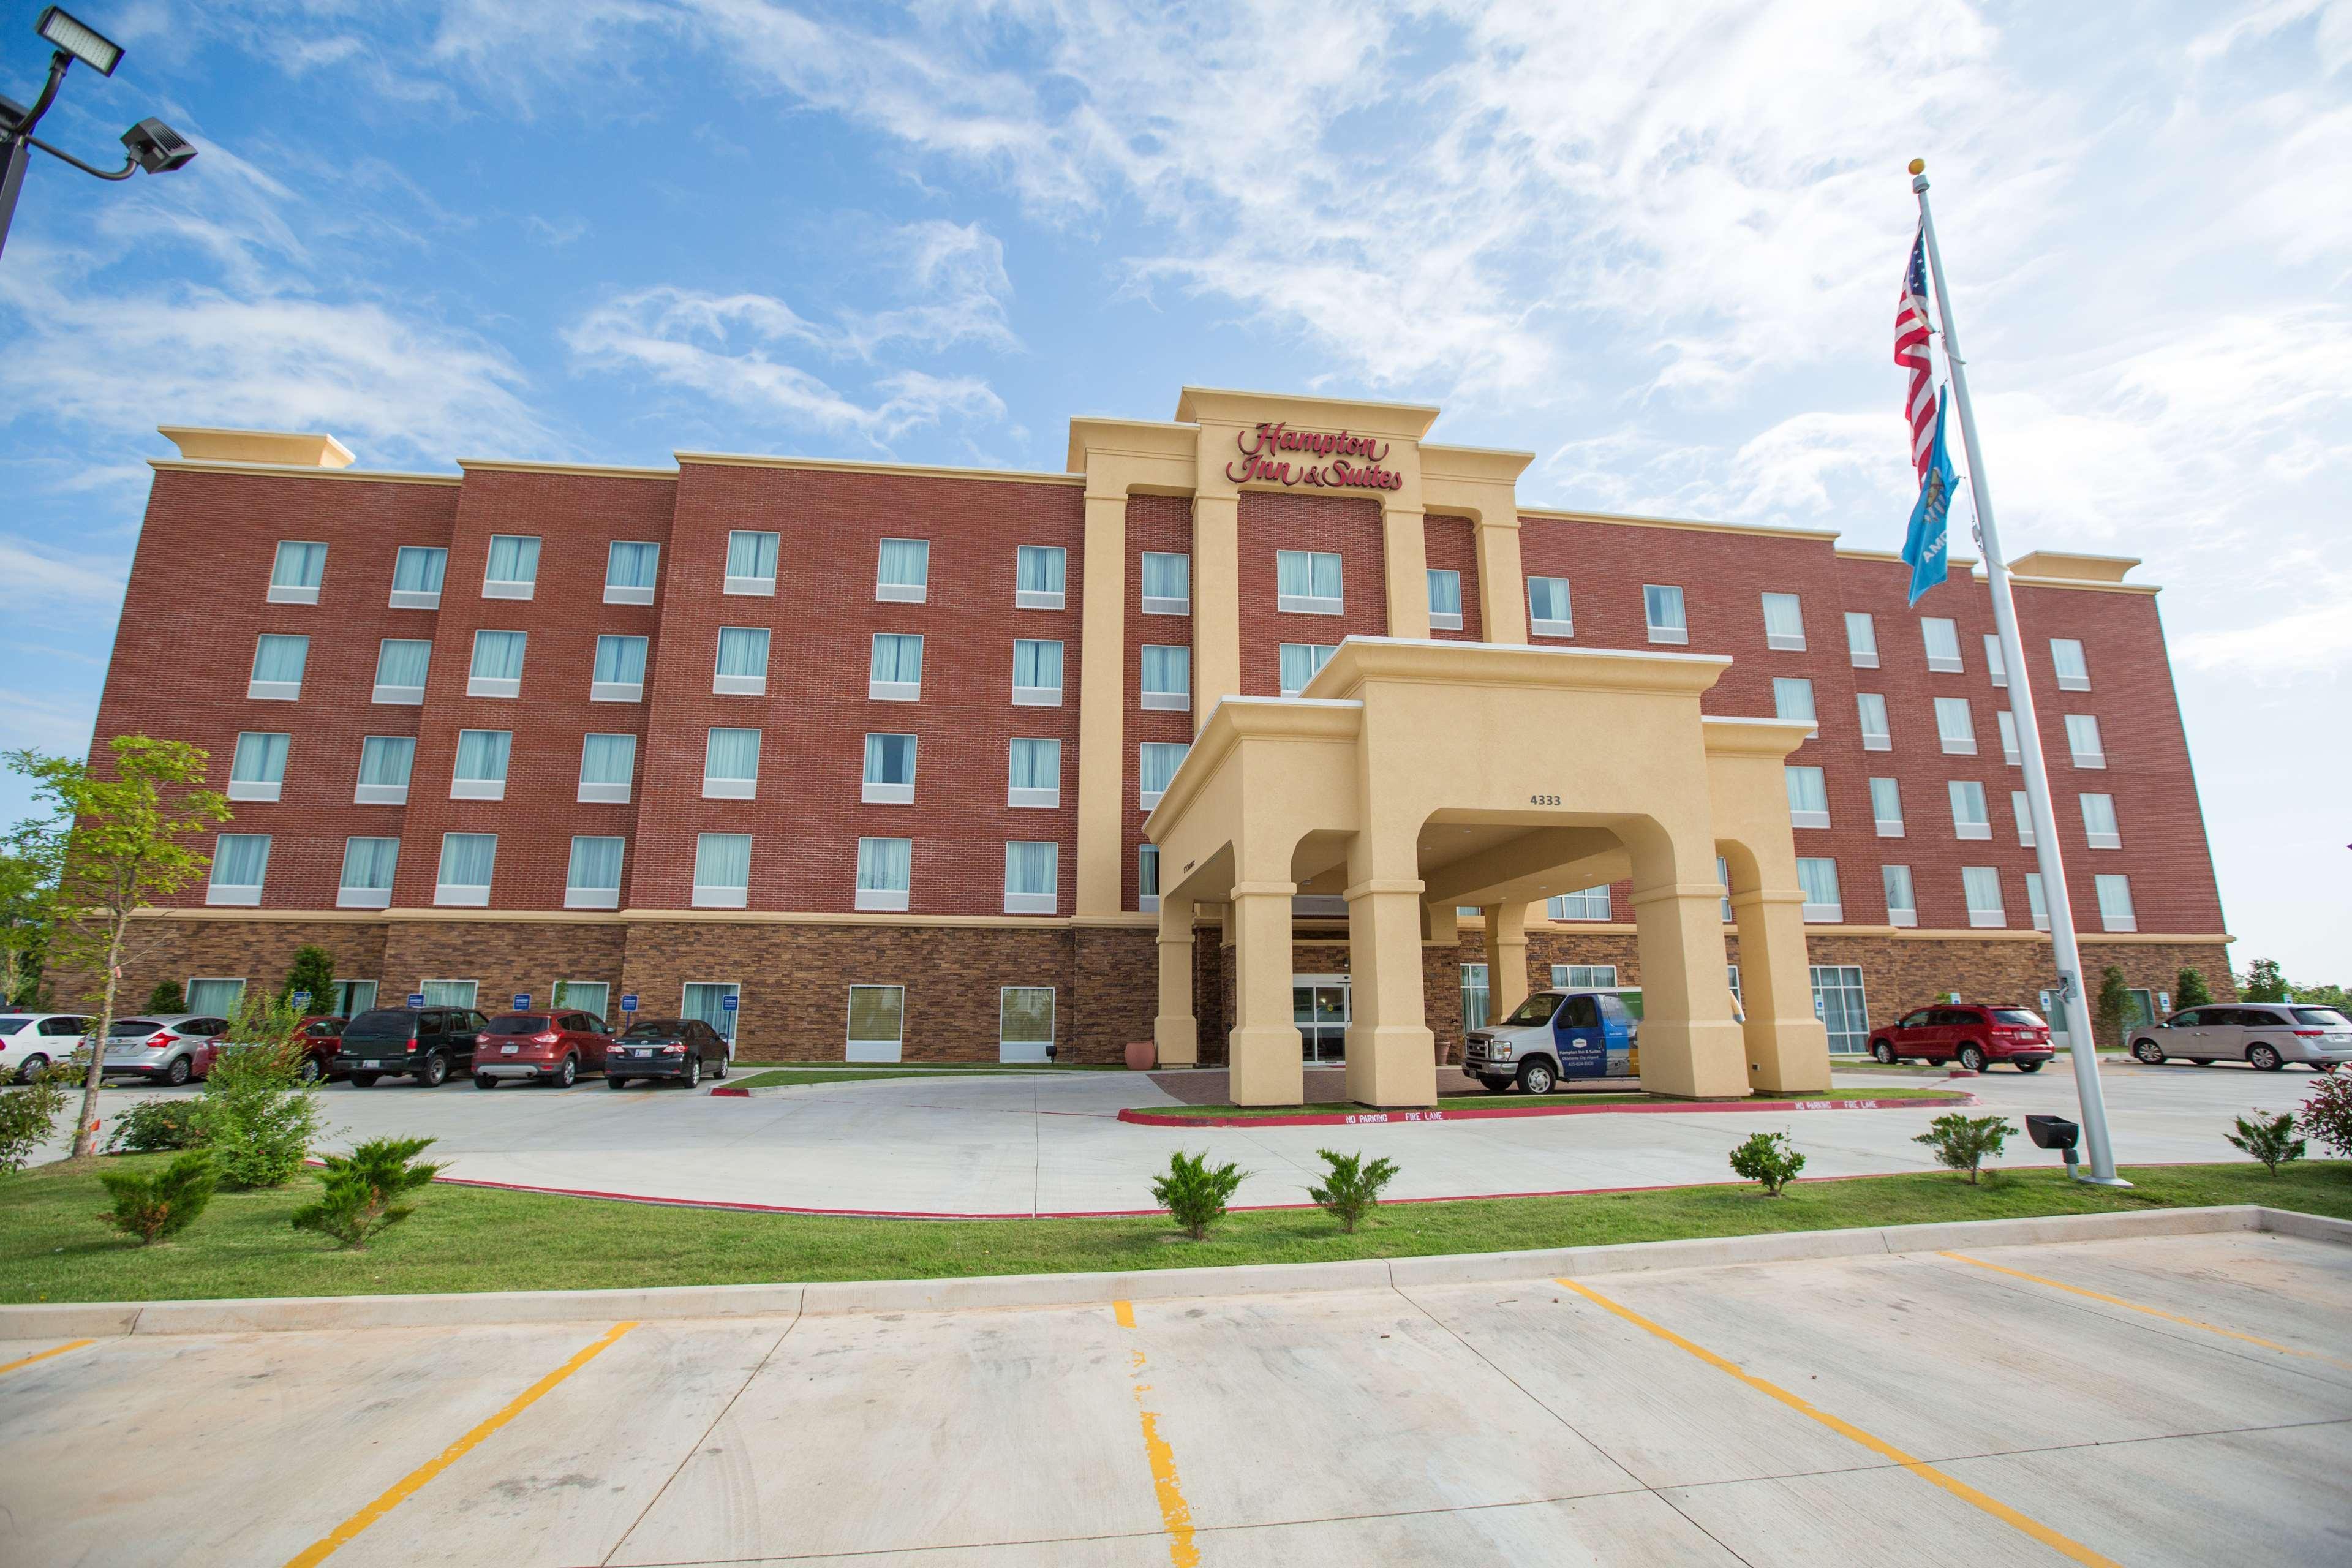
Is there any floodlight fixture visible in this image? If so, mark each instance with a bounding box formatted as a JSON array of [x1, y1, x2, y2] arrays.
[[36, 7, 122, 77], [121, 116, 192, 173]]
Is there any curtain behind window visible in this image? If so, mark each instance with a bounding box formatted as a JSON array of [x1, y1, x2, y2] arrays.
[[486, 535, 540, 582], [1140, 645, 1188, 695], [358, 736, 414, 786], [580, 734, 636, 785], [454, 730, 511, 782], [1142, 552, 1189, 602], [568, 836, 624, 891], [726, 531, 779, 579], [869, 633, 922, 683], [1008, 737, 1058, 790], [1017, 545, 1065, 593], [877, 538, 929, 586], [705, 728, 762, 781], [471, 630, 526, 680], [253, 635, 309, 684], [439, 833, 497, 887], [375, 639, 429, 688], [695, 833, 752, 889], [212, 834, 271, 888], [606, 540, 659, 587], [1427, 570, 1461, 616], [1005, 841, 1057, 895], [341, 837, 399, 890], [594, 635, 646, 684], [857, 837, 911, 891], [717, 627, 771, 676], [864, 733, 916, 783], [1013, 639, 1063, 689], [232, 733, 289, 783], [272, 541, 326, 587], [392, 547, 447, 593]]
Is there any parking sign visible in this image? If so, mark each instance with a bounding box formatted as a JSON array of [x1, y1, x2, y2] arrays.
[[290, 990, 310, 1008], [514, 993, 531, 1009], [407, 993, 426, 1008], [620, 993, 638, 1014], [722, 994, 738, 1011]]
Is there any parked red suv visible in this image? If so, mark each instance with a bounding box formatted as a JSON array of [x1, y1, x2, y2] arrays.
[[472, 1011, 612, 1089], [1870, 1005, 2054, 1072]]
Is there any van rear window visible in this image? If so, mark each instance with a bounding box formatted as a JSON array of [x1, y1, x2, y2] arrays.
[[488, 1014, 549, 1035], [2293, 1008, 2350, 1028], [1991, 1009, 2044, 1027]]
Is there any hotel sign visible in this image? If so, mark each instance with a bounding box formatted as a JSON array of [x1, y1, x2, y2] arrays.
[[1225, 422, 1404, 492]]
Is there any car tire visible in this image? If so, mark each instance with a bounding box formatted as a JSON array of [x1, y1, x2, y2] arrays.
[[165, 1055, 192, 1087], [1517, 1059, 1556, 1096], [473, 1073, 499, 1090], [1957, 1044, 1988, 1073], [2015, 1061, 2043, 1073], [2248, 1044, 2284, 1072], [1479, 1074, 1512, 1093], [352, 1072, 380, 1088], [553, 1056, 578, 1089], [1871, 1040, 1896, 1065], [17, 1052, 47, 1084], [2132, 1039, 2166, 1065], [2192, 1059, 2214, 1066], [608, 1074, 628, 1090], [714, 1054, 728, 1080], [418, 1053, 450, 1088], [297, 1056, 323, 1084], [684, 1055, 702, 1089]]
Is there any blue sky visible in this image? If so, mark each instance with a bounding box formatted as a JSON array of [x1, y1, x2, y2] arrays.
[[2, 1, 2346, 979]]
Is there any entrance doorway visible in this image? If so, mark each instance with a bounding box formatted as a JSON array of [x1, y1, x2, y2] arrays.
[[1293, 975, 1349, 1064]]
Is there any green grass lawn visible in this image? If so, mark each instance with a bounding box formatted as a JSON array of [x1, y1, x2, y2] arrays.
[[726, 1068, 961, 1090], [1147, 1086, 1973, 1118], [6, 1156, 2342, 1305]]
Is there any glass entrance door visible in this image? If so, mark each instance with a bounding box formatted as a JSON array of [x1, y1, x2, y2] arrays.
[[1292, 976, 1349, 1064]]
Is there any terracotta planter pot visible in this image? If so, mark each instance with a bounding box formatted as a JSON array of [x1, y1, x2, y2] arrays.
[[1123, 1039, 1157, 1071]]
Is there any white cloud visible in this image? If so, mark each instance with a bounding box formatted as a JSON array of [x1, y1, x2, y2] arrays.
[[0, 538, 129, 606]]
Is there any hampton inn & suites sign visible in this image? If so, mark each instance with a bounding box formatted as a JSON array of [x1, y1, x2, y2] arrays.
[[1224, 421, 1405, 491]]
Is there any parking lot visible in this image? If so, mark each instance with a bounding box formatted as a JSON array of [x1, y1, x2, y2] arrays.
[[4, 1227, 2346, 1566]]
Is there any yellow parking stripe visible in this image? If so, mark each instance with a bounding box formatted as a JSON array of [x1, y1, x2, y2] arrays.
[[1556, 1278, 2121, 1567], [1940, 1251, 2352, 1372], [0, 1339, 93, 1377], [1112, 1300, 1199, 1568], [282, 1321, 637, 1568]]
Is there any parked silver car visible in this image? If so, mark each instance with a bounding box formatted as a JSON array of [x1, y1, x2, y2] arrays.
[[0, 1012, 89, 1082], [2129, 1003, 2352, 1072], [94, 1015, 228, 1086]]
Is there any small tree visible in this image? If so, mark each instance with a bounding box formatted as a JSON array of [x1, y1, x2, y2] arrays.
[[2239, 959, 2290, 1004], [2223, 1112, 2304, 1176], [293, 1136, 442, 1250], [8, 740, 229, 1161], [281, 945, 337, 1012], [145, 979, 186, 1012], [1913, 1112, 2011, 1184], [2292, 981, 2352, 1016], [1, 1060, 72, 1174], [0, 833, 59, 1009], [104, 1096, 208, 1154], [2173, 968, 2213, 1011], [198, 992, 324, 1188], [1728, 1130, 1806, 1196], [2298, 1071, 2352, 1161], [97, 1150, 216, 1244], [2095, 966, 2133, 1048], [1150, 1149, 1248, 1241], [1306, 1148, 1398, 1232]]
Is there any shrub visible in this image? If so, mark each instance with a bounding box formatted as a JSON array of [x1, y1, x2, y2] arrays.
[[2095, 967, 2132, 1047], [2173, 968, 2213, 1011], [1150, 1149, 1248, 1241], [198, 1019, 323, 1189], [104, 1096, 208, 1155], [2239, 959, 2290, 1004], [145, 979, 186, 1012], [281, 946, 336, 1012], [2223, 1112, 2304, 1176], [1306, 1148, 1398, 1232], [97, 1152, 216, 1244], [1913, 1113, 2011, 1184], [1, 1061, 72, 1174], [1728, 1130, 1806, 1196], [292, 1136, 442, 1250], [2298, 1070, 2352, 1162]]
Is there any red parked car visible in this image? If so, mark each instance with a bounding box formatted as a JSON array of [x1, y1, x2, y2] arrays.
[[472, 1010, 612, 1090], [1869, 1004, 2054, 1072], [191, 1014, 347, 1082]]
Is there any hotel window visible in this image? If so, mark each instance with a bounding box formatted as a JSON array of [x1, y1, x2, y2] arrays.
[[338, 836, 399, 910], [249, 633, 309, 701], [1277, 549, 1344, 614], [1869, 777, 1905, 838], [1772, 677, 1817, 737], [228, 732, 290, 803], [591, 634, 647, 703], [1922, 616, 1962, 673], [1785, 766, 1830, 829], [268, 541, 326, 605], [1718, 856, 1733, 922], [1528, 576, 1574, 637], [1013, 638, 1065, 706], [702, 727, 761, 801], [1882, 864, 1917, 927], [1644, 584, 1687, 645], [1427, 568, 1463, 631], [1810, 966, 1871, 1055], [356, 736, 414, 805], [207, 833, 271, 907], [863, 733, 917, 806], [1553, 965, 1621, 989], [483, 533, 541, 600], [2096, 873, 2137, 932], [1845, 611, 1879, 668], [1997, 709, 2021, 766], [1001, 986, 1055, 1061], [552, 980, 608, 1017], [715, 627, 772, 696], [876, 538, 930, 603], [845, 984, 902, 1061], [421, 980, 479, 1009], [1949, 779, 1991, 839], [1796, 858, 1843, 923], [2051, 638, 2090, 691], [693, 833, 752, 910], [468, 630, 526, 698], [332, 980, 380, 1017], [1016, 545, 1066, 610], [1962, 865, 2006, 928], [451, 729, 512, 801], [1934, 695, 1976, 755], [435, 832, 497, 907], [1547, 884, 1611, 921], [1005, 840, 1058, 914], [1461, 963, 1490, 1031], [2065, 713, 2105, 769], [605, 540, 660, 605], [390, 545, 447, 609], [372, 638, 429, 705], [855, 836, 911, 911], [2081, 792, 2121, 850], [867, 632, 922, 701], [1008, 737, 1060, 809], [2026, 872, 2050, 932], [1983, 634, 2008, 688], [1857, 692, 1892, 751], [725, 530, 779, 596], [1278, 643, 1336, 696], [685, 982, 741, 1044], [1761, 592, 1805, 650], [1142, 551, 1191, 615], [1139, 741, 1188, 809], [184, 978, 246, 1017], [1140, 645, 1191, 711], [578, 733, 637, 804], [1138, 844, 1160, 913], [565, 835, 624, 911], [2011, 790, 2036, 847]]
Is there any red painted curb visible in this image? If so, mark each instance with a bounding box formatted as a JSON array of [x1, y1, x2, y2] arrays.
[[710, 1087, 750, 1096], [1117, 1092, 1977, 1129]]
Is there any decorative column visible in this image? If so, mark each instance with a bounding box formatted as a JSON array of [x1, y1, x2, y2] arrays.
[[1192, 494, 1241, 729], [1474, 514, 1528, 643], [1345, 866, 1438, 1107], [1074, 489, 1128, 915], [1227, 879, 1303, 1106], [1153, 891, 1199, 1067], [1729, 881, 1831, 1094], [1625, 848, 1749, 1100], [1381, 499, 1431, 640], [1482, 902, 1529, 1019]]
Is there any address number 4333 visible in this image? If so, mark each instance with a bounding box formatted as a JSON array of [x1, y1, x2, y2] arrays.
[[1529, 793, 1562, 806]]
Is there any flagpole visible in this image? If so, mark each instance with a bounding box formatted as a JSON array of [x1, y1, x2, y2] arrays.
[[1910, 159, 2126, 1185]]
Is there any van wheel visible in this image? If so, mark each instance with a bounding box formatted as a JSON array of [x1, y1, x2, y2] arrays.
[[1479, 1075, 1512, 1093], [2248, 1044, 2283, 1072], [1957, 1044, 1988, 1073], [473, 1074, 499, 1090], [1871, 1041, 1896, 1065], [553, 1055, 577, 1089], [2132, 1039, 2165, 1065], [1517, 1060, 1556, 1096], [2015, 1061, 2043, 1073], [352, 1072, 380, 1088], [418, 1054, 449, 1088]]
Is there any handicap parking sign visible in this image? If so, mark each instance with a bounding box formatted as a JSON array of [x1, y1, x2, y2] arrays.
[[514, 993, 531, 1009], [407, 993, 426, 1008], [620, 993, 638, 1013], [290, 990, 310, 1008], [722, 994, 738, 1011]]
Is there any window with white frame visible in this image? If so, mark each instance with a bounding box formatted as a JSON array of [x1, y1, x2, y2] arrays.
[[868, 632, 921, 701], [1761, 592, 1805, 650], [1962, 865, 2005, 927], [1869, 777, 1905, 837], [2026, 871, 2049, 931], [1922, 616, 1962, 672], [876, 538, 930, 602], [1997, 709, 2021, 765], [1717, 856, 1733, 922], [390, 545, 447, 609], [205, 834, 270, 907], [1811, 965, 1871, 1054], [1276, 549, 1343, 614], [1552, 965, 1620, 988], [565, 835, 624, 910], [1773, 676, 1817, 736], [1138, 844, 1160, 913], [715, 626, 772, 696], [1797, 858, 1842, 922], [685, 982, 739, 1043], [1278, 643, 1335, 696], [725, 530, 780, 596], [2081, 792, 2120, 850], [1845, 611, 1879, 668], [2011, 790, 2035, 846], [2051, 638, 2090, 691], [1140, 644, 1190, 710], [1005, 841, 1058, 914], [1016, 545, 1066, 609], [1644, 584, 1687, 644], [863, 733, 917, 805], [435, 832, 497, 907], [356, 736, 414, 805], [702, 727, 761, 800], [468, 630, 526, 698], [1428, 568, 1463, 631], [268, 541, 326, 604], [1949, 779, 1991, 839], [552, 981, 609, 1018], [249, 633, 309, 701], [451, 729, 512, 801], [1727, 963, 1743, 1000], [1983, 634, 2008, 687], [855, 837, 911, 911], [1008, 737, 1059, 809], [1528, 575, 1573, 637], [1785, 766, 1830, 829], [845, 984, 902, 1061], [1856, 692, 1891, 751], [1139, 742, 1188, 809], [483, 534, 541, 599], [591, 634, 647, 702], [2095, 873, 2136, 932], [1547, 884, 1612, 920], [333, 980, 380, 1017], [1142, 551, 1191, 615], [578, 733, 637, 804], [1882, 864, 1917, 927], [1460, 963, 1489, 1030], [605, 540, 660, 605], [421, 980, 479, 1009], [1000, 986, 1055, 1061], [186, 978, 247, 1016], [2065, 713, 2105, 768], [229, 732, 290, 802], [694, 833, 752, 909], [1934, 695, 1976, 755], [372, 638, 428, 705], [1013, 638, 1065, 706]]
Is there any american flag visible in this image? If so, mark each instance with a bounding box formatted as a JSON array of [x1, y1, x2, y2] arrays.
[[1896, 224, 1937, 485]]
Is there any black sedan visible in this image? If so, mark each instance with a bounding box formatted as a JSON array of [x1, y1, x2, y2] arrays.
[[606, 1017, 732, 1088]]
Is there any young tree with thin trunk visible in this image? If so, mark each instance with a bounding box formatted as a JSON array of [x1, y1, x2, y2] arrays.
[[0, 831, 59, 1008], [8, 740, 229, 1161]]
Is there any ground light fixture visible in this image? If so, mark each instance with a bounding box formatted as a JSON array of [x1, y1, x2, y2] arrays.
[[0, 6, 195, 259]]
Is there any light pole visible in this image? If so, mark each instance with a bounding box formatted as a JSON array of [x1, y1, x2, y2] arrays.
[[0, 7, 195, 260]]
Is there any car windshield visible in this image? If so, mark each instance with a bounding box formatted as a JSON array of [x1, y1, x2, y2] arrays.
[[2292, 1007, 2351, 1028], [1991, 1009, 2045, 1027], [487, 1014, 551, 1035], [619, 1020, 687, 1040], [0, 1017, 29, 1035], [303, 1020, 340, 1037], [342, 1010, 416, 1041], [1501, 994, 1560, 1026], [107, 1019, 162, 1036]]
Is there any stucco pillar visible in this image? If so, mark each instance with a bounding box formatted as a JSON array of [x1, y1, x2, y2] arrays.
[[1227, 880, 1303, 1105], [1421, 900, 1460, 943], [1344, 871, 1438, 1107], [1730, 884, 1831, 1093], [1381, 502, 1431, 639], [1153, 891, 1199, 1067], [1481, 902, 1529, 1019], [1474, 516, 1528, 643], [1193, 494, 1241, 728], [1076, 491, 1129, 914], [1626, 849, 1749, 1100]]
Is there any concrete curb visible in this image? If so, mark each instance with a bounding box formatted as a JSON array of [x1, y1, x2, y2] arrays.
[[1117, 1091, 1978, 1128], [5, 1204, 2329, 1339]]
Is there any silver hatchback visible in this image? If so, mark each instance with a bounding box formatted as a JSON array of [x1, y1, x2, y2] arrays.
[[2130, 1004, 2352, 1072], [96, 1015, 228, 1086]]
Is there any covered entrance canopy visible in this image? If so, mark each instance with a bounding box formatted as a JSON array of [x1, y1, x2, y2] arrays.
[[1145, 638, 1832, 1107]]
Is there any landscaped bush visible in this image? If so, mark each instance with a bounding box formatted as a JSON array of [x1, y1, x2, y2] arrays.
[[280, 945, 336, 1011], [1306, 1149, 1398, 1232], [292, 1136, 442, 1250], [2297, 1071, 2352, 1162], [199, 1043, 323, 1191], [97, 1151, 216, 1244], [1728, 1130, 1806, 1196], [105, 1096, 208, 1155], [1, 1061, 72, 1174], [145, 979, 186, 1013], [2095, 967, 2132, 1047], [1150, 1149, 1248, 1241], [2173, 968, 2214, 1011], [1913, 1113, 2011, 1184], [2223, 1112, 2304, 1176]]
